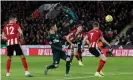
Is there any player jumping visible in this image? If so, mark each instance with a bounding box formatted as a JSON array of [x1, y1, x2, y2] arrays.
[[32, 3, 78, 28], [44, 23, 71, 76], [82, 22, 112, 77], [2, 15, 33, 77], [65, 24, 84, 66], [58, 5, 78, 27]]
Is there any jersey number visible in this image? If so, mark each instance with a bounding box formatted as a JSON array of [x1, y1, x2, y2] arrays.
[[90, 33, 94, 40], [6, 26, 14, 35]]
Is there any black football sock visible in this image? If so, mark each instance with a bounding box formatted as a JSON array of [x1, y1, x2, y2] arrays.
[[47, 64, 56, 69], [79, 53, 82, 61], [80, 56, 82, 61], [66, 61, 71, 74]]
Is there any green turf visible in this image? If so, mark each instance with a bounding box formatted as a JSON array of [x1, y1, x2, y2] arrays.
[[1, 56, 133, 80]]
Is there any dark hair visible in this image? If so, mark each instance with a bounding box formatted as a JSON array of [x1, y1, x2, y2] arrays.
[[76, 24, 83, 28], [9, 14, 17, 20], [92, 22, 99, 28]]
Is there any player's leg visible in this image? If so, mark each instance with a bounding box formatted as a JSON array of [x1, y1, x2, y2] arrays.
[[89, 48, 106, 77], [61, 51, 71, 76], [6, 45, 13, 76], [78, 51, 82, 62], [73, 45, 80, 60], [97, 53, 106, 76], [65, 44, 73, 66], [62, 16, 71, 27], [19, 55, 33, 77], [73, 47, 84, 66], [62, 16, 75, 28], [46, 54, 60, 69], [78, 45, 83, 61], [73, 48, 80, 60], [65, 57, 71, 76], [44, 51, 60, 75], [70, 50, 74, 64], [15, 44, 33, 77], [70, 45, 79, 65], [6, 56, 12, 76]]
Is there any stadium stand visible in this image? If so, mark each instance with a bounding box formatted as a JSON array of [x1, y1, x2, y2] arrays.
[[1, 1, 133, 45]]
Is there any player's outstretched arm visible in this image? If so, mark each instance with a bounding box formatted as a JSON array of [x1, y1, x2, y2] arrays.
[[66, 33, 74, 45], [82, 35, 88, 50], [18, 27, 24, 39], [2, 32, 7, 40], [100, 36, 111, 48], [100, 36, 113, 56]]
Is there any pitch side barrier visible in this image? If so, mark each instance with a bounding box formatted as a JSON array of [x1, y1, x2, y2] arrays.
[[1, 45, 133, 56]]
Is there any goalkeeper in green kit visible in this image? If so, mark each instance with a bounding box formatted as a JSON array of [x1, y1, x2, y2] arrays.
[[60, 5, 78, 27], [32, 3, 78, 27], [44, 23, 71, 76]]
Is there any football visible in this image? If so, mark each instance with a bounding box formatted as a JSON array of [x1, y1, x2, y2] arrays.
[[105, 15, 113, 22]]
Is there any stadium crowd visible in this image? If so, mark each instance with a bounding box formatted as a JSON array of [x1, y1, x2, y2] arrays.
[[1, 1, 133, 45]]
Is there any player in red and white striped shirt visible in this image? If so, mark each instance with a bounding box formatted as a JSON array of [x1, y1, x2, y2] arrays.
[[2, 15, 33, 77], [82, 22, 111, 77], [65, 24, 84, 66]]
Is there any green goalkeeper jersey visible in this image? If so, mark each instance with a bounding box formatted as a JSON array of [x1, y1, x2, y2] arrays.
[[61, 7, 78, 21], [47, 33, 63, 51]]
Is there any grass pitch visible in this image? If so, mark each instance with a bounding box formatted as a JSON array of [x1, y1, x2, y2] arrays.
[[1, 56, 133, 80]]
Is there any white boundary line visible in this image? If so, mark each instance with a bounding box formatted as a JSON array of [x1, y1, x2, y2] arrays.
[[56, 72, 133, 80]]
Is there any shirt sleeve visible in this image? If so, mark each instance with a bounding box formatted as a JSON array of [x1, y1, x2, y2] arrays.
[[2, 25, 6, 33], [70, 30, 76, 35], [87, 32, 90, 38], [81, 32, 84, 38], [15, 24, 20, 30], [99, 30, 103, 37], [67, 30, 76, 40]]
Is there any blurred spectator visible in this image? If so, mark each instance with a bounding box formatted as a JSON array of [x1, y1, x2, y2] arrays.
[[1, 1, 133, 45], [114, 36, 120, 45]]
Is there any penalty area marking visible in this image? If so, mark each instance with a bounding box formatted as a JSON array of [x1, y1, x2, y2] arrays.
[[56, 72, 133, 80]]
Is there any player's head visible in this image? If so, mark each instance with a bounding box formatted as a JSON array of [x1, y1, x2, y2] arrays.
[[50, 23, 57, 31], [76, 24, 83, 32], [92, 22, 99, 29], [9, 14, 17, 23]]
